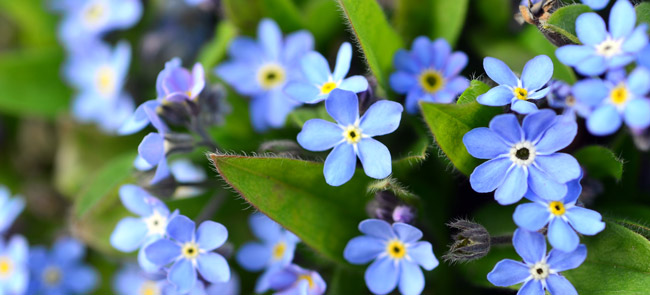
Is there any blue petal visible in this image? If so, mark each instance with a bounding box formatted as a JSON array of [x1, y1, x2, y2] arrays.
[[624, 98, 650, 129], [431, 38, 451, 69], [495, 166, 528, 205], [556, 45, 594, 66], [548, 217, 579, 252], [408, 241, 438, 270], [627, 67, 650, 96], [145, 239, 180, 266], [572, 78, 608, 107], [189, 63, 205, 98], [138, 242, 161, 273], [521, 55, 553, 91], [513, 228, 546, 265], [445, 76, 470, 95], [215, 61, 262, 96], [110, 217, 148, 252], [546, 274, 578, 295], [249, 95, 271, 132], [443, 52, 468, 77], [477, 85, 514, 106], [534, 119, 578, 153], [236, 242, 270, 271], [364, 257, 399, 295], [300, 52, 330, 84], [608, 53, 636, 69], [565, 207, 605, 235], [392, 50, 420, 73], [118, 100, 160, 135], [622, 25, 649, 53], [359, 100, 403, 137], [486, 259, 529, 287], [283, 30, 314, 62], [519, 279, 545, 295], [338, 75, 369, 93], [389, 71, 417, 94], [399, 261, 425, 295], [528, 86, 551, 100], [489, 114, 523, 145], [323, 143, 356, 186], [576, 55, 607, 76], [357, 138, 392, 179], [297, 119, 343, 152], [325, 89, 359, 126], [522, 109, 556, 143], [108, 0, 143, 29], [587, 104, 622, 136], [609, 0, 635, 39], [169, 259, 197, 294], [463, 128, 509, 159], [150, 158, 170, 184], [197, 253, 230, 283], [392, 223, 422, 243], [582, 0, 608, 10], [412, 36, 433, 67], [196, 221, 228, 252], [547, 244, 587, 272], [265, 90, 301, 129], [513, 202, 550, 231], [333, 42, 353, 81], [343, 236, 384, 264], [359, 219, 395, 240], [249, 213, 282, 243], [64, 265, 98, 293], [7, 235, 27, 263], [483, 57, 518, 87], [53, 237, 85, 264], [167, 215, 195, 243], [564, 176, 583, 204], [511, 100, 538, 114], [469, 157, 511, 193], [528, 165, 567, 201], [405, 88, 425, 114], [138, 133, 164, 165], [284, 81, 321, 103], [227, 37, 263, 61], [258, 19, 282, 60], [534, 154, 581, 183], [576, 13, 607, 45], [118, 184, 153, 216]]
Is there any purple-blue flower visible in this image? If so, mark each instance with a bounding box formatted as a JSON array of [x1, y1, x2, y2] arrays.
[[463, 110, 581, 204], [216, 18, 314, 131], [546, 80, 591, 120], [556, 0, 648, 76], [0, 235, 28, 295], [0, 186, 25, 233], [344, 219, 438, 295], [170, 160, 208, 198], [285, 42, 368, 104], [206, 270, 240, 295], [488, 229, 586, 295], [236, 213, 299, 293], [297, 89, 403, 186], [145, 215, 230, 294], [638, 45, 650, 68], [582, 0, 609, 10], [477, 55, 553, 114], [113, 263, 208, 295], [572, 67, 650, 136], [389, 37, 469, 113], [136, 107, 172, 184], [514, 175, 605, 252], [267, 264, 326, 295]]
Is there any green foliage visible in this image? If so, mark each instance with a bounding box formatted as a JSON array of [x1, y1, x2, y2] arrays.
[[573, 145, 624, 181], [544, 4, 592, 44], [209, 153, 372, 264], [197, 21, 238, 71], [637, 2, 650, 27], [430, 0, 468, 46], [261, 0, 304, 32]]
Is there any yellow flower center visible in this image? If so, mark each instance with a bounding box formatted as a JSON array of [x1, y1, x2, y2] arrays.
[[181, 242, 200, 259], [139, 281, 161, 295], [0, 256, 12, 278], [272, 241, 286, 260], [610, 84, 629, 106], [257, 64, 286, 90], [419, 70, 444, 93], [298, 274, 315, 289], [514, 87, 528, 100], [96, 66, 116, 96], [43, 266, 62, 286], [83, 2, 107, 26], [549, 201, 566, 216], [386, 239, 407, 260], [342, 125, 362, 144], [320, 81, 338, 94]]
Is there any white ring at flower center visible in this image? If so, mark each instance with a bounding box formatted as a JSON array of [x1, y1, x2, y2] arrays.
[[509, 141, 536, 166], [529, 261, 550, 280], [595, 37, 623, 58]]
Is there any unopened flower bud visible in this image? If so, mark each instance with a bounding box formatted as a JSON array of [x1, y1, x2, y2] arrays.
[[443, 219, 491, 263]]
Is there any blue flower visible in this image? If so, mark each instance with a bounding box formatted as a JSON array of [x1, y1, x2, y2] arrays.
[[638, 45, 650, 68], [27, 237, 99, 295], [514, 175, 605, 252], [556, 0, 648, 76], [145, 215, 230, 294], [344, 219, 438, 295], [236, 213, 299, 293], [0, 186, 25, 233], [267, 264, 326, 295], [169, 160, 208, 198], [206, 270, 240, 295], [582, 0, 609, 10], [215, 18, 314, 131], [0, 235, 29, 295], [389, 37, 469, 113], [137, 107, 172, 184], [285, 42, 368, 104], [488, 229, 586, 295], [572, 67, 650, 136], [297, 89, 403, 186], [477, 55, 553, 114], [113, 263, 209, 295], [110, 185, 175, 273], [463, 110, 581, 204], [546, 80, 591, 120]]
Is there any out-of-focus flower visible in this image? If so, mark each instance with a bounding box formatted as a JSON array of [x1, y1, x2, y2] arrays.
[[547, 80, 591, 119], [297, 89, 403, 186], [477, 55, 553, 114], [0, 235, 29, 295], [145, 215, 230, 294], [0, 186, 25, 233], [137, 107, 172, 184], [285, 42, 368, 104], [638, 45, 650, 68], [113, 264, 166, 295], [216, 18, 314, 131], [206, 269, 240, 295], [556, 0, 648, 76], [27, 237, 98, 295], [463, 110, 581, 204], [389, 37, 469, 113], [170, 160, 208, 198], [268, 264, 326, 295], [344, 219, 438, 295], [582, 0, 609, 10]]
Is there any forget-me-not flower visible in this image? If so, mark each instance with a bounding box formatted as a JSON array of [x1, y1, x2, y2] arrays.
[[297, 89, 403, 186], [488, 229, 586, 295], [389, 37, 469, 113], [216, 18, 314, 131], [514, 175, 605, 252], [477, 55, 553, 114], [145, 215, 230, 294], [638, 45, 650, 68], [556, 0, 648, 76], [137, 106, 173, 184], [0, 235, 29, 295], [237, 213, 299, 293], [572, 67, 650, 136], [0, 186, 25, 233], [463, 110, 581, 204], [170, 159, 208, 198], [547, 80, 591, 120], [285, 42, 368, 104], [113, 263, 209, 295], [267, 264, 326, 295], [344, 219, 438, 295], [27, 237, 99, 295], [206, 269, 240, 295]]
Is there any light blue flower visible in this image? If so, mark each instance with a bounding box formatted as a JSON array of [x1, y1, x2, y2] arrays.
[[0, 186, 25, 233], [236, 213, 299, 293], [267, 264, 326, 295], [463, 110, 581, 204], [110, 185, 175, 273], [638, 45, 650, 68], [113, 264, 166, 295], [285, 42, 368, 104], [514, 175, 605, 252], [27, 237, 99, 295], [215, 18, 314, 131], [572, 67, 650, 136], [344, 219, 438, 295], [0, 235, 29, 295], [582, 0, 609, 10], [546, 80, 591, 120], [477, 55, 553, 114], [556, 0, 648, 76], [488, 229, 586, 295], [137, 106, 172, 184], [145, 215, 230, 294], [389, 37, 469, 113], [170, 159, 208, 198], [206, 270, 240, 295], [297, 89, 403, 186]]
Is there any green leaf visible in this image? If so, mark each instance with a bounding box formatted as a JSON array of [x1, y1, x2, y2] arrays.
[[221, 0, 262, 34], [209, 154, 372, 264], [336, 0, 404, 92], [393, 0, 432, 44], [544, 4, 592, 44], [518, 26, 577, 83], [0, 0, 59, 47], [327, 266, 366, 295], [197, 21, 238, 71], [420, 81, 501, 176], [573, 145, 623, 180], [303, 0, 345, 48], [456, 80, 491, 105], [636, 2, 650, 27], [261, 0, 304, 32], [431, 0, 469, 46], [287, 105, 331, 128]]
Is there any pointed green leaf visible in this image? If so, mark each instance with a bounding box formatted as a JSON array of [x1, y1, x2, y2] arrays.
[[573, 145, 623, 180], [544, 4, 592, 44]]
